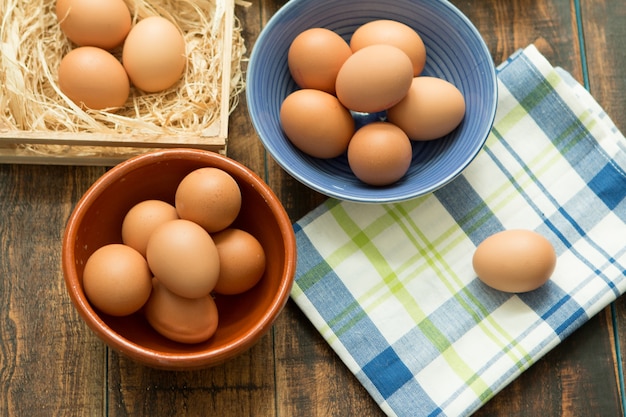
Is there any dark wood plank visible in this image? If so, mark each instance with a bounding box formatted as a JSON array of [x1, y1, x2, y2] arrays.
[[235, 1, 381, 416], [0, 1, 623, 416], [263, 0, 624, 416], [274, 301, 385, 417], [108, 338, 277, 416], [582, 0, 626, 133], [582, 1, 626, 415], [475, 309, 621, 416], [107, 3, 281, 417], [454, 0, 582, 74], [0, 164, 107, 416], [458, 0, 624, 415]]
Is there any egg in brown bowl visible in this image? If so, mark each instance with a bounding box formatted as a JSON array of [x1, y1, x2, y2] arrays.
[[62, 149, 296, 370]]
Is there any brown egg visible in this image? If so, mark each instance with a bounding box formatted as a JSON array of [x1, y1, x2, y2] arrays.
[[175, 167, 242, 233], [56, 0, 131, 50], [121, 200, 179, 257], [58, 46, 130, 110], [145, 219, 220, 299], [144, 279, 219, 344], [280, 89, 355, 158], [122, 16, 186, 93], [472, 229, 557, 293], [387, 76, 466, 141], [288, 27, 352, 94], [212, 228, 266, 295], [82, 244, 152, 316], [347, 121, 412, 186], [350, 19, 426, 76], [335, 44, 413, 113]]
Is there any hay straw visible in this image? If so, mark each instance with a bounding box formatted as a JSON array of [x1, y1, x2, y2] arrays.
[[0, 0, 246, 157]]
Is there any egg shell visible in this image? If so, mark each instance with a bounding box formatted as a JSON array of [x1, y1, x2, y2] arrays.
[[350, 19, 426, 76], [347, 121, 412, 186], [121, 200, 179, 257], [56, 0, 131, 50], [175, 167, 242, 233], [82, 244, 153, 317], [387, 76, 466, 141], [280, 89, 355, 159], [288, 28, 352, 94], [122, 16, 186, 93], [212, 228, 266, 295], [58, 46, 130, 110], [472, 229, 557, 293], [335, 44, 413, 113], [144, 278, 219, 344], [145, 219, 220, 299]]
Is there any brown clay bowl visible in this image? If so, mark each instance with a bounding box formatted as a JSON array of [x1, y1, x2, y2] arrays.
[[62, 149, 297, 370]]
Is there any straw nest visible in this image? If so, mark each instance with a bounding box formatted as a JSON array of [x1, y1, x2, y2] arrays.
[[0, 0, 247, 157]]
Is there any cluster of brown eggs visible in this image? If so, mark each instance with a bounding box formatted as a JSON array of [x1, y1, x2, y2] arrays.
[[82, 168, 266, 344], [280, 19, 466, 186], [56, 0, 186, 110]]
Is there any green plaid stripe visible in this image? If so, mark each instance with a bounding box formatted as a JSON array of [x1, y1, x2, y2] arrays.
[[291, 45, 626, 416]]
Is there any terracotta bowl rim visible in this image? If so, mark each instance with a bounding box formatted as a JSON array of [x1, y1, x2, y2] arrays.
[[61, 148, 297, 369]]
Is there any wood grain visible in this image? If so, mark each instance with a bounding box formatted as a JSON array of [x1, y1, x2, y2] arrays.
[[582, 1, 626, 415], [235, 2, 380, 416], [107, 2, 279, 416], [581, 0, 626, 132], [0, 0, 624, 416], [0, 164, 107, 417], [455, 0, 623, 415]]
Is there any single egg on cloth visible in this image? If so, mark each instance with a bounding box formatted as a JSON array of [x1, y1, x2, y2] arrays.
[[387, 76, 466, 141], [472, 229, 557, 293], [144, 278, 219, 344], [347, 121, 412, 186], [280, 89, 355, 159], [145, 219, 220, 299], [335, 44, 413, 113], [82, 244, 153, 317], [121, 200, 179, 257], [58, 46, 130, 110], [175, 167, 242, 233], [212, 228, 266, 295], [122, 16, 186, 93], [349, 19, 426, 77], [56, 0, 131, 50], [288, 27, 352, 94]]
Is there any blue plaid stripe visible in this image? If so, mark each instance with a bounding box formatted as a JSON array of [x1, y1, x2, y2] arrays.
[[291, 45, 626, 417], [433, 176, 503, 246], [589, 164, 626, 210]]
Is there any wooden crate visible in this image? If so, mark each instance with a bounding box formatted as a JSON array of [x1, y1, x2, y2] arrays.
[[0, 0, 237, 166]]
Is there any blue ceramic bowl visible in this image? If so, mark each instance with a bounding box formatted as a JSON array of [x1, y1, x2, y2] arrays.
[[247, 0, 497, 203]]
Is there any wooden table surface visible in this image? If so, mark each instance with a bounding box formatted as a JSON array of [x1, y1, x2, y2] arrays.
[[1, 0, 625, 416]]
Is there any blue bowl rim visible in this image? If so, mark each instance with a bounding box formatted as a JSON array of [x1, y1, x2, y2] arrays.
[[246, 0, 498, 203]]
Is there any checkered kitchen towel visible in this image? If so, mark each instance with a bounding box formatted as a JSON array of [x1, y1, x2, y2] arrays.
[[291, 44, 626, 417]]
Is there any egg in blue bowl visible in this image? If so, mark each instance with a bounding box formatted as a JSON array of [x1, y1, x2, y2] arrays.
[[247, 0, 497, 203]]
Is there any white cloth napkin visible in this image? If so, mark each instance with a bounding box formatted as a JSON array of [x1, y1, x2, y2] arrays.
[[291, 44, 626, 417]]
